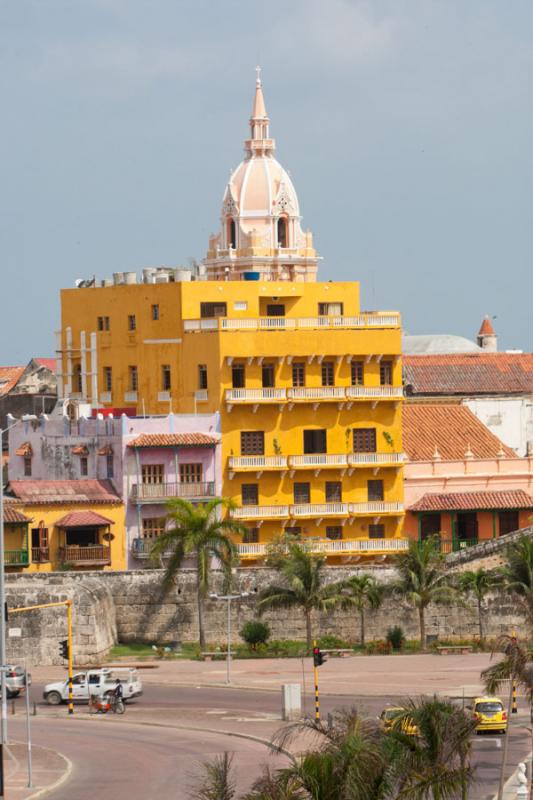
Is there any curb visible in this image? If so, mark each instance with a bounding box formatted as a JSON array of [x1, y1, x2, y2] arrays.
[[492, 753, 532, 800], [26, 747, 73, 800]]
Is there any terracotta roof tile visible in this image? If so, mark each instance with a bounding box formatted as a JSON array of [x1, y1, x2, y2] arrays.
[[478, 316, 495, 336], [403, 404, 516, 461], [3, 504, 31, 524], [54, 510, 114, 527], [409, 489, 533, 512], [33, 358, 56, 371], [0, 366, 24, 397], [127, 433, 219, 448], [9, 480, 120, 505], [403, 353, 533, 395]]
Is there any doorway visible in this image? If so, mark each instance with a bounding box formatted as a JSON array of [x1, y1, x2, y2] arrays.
[[456, 512, 478, 543]]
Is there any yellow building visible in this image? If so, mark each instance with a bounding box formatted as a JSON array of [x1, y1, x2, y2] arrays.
[[57, 74, 405, 561]]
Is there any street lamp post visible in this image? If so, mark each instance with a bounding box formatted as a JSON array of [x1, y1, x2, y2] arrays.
[[0, 414, 38, 744], [209, 592, 249, 684]]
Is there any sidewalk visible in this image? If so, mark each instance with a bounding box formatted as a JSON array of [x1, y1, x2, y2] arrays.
[[4, 740, 71, 800]]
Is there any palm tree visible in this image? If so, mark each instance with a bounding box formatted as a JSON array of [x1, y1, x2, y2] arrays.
[[457, 568, 496, 646], [151, 497, 246, 650], [193, 752, 236, 800], [502, 538, 533, 630], [392, 538, 455, 650], [256, 543, 346, 650], [341, 575, 383, 646]]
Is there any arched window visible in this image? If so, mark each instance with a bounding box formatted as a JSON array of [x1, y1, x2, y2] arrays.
[[277, 217, 288, 248], [227, 218, 236, 249]]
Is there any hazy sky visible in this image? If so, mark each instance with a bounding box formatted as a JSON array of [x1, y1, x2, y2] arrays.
[[1, 0, 532, 362]]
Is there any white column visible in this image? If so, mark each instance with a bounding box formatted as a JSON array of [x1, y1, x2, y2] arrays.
[[55, 330, 64, 399], [80, 331, 87, 400], [90, 332, 98, 406], [65, 327, 73, 397]]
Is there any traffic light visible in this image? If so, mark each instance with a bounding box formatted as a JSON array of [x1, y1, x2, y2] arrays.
[[313, 646, 326, 667], [59, 640, 69, 661]]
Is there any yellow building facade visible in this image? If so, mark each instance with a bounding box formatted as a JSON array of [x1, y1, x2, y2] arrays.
[[57, 74, 405, 561]]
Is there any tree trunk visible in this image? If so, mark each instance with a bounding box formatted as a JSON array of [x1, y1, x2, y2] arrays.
[[305, 609, 313, 651], [477, 596, 484, 646], [196, 569, 206, 651], [419, 605, 426, 650], [360, 607, 365, 647]]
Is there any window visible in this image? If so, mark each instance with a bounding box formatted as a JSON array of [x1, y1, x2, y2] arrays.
[[241, 484, 259, 506], [351, 361, 364, 386], [24, 456, 32, 477], [201, 302, 227, 318], [325, 482, 342, 503], [234, 301, 247, 311], [499, 510, 519, 536], [369, 524, 385, 539], [128, 366, 138, 391], [162, 365, 171, 391], [198, 364, 208, 390], [326, 526, 343, 540], [303, 429, 327, 454], [232, 364, 245, 389], [292, 362, 305, 387], [151, 304, 159, 321], [142, 518, 166, 539], [142, 464, 164, 484], [31, 527, 49, 559], [262, 364, 275, 388], [74, 364, 82, 393], [128, 314, 136, 331], [106, 454, 114, 479], [420, 514, 441, 540], [352, 428, 376, 453], [80, 456, 88, 476], [367, 479, 384, 501], [266, 304, 285, 316], [243, 527, 259, 544], [380, 360, 393, 386], [103, 367, 112, 392], [227, 218, 236, 248], [180, 463, 202, 483], [240, 431, 264, 456], [318, 302, 344, 316], [285, 527, 302, 536], [97, 316, 110, 331], [321, 361, 334, 387], [293, 482, 311, 504], [277, 217, 288, 248]]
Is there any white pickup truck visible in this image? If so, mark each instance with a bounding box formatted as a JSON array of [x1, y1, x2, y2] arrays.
[[43, 668, 143, 705]]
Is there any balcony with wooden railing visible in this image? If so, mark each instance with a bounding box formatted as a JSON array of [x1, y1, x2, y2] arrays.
[[31, 547, 50, 563], [58, 545, 111, 566], [5, 550, 29, 567], [237, 538, 409, 560], [183, 313, 401, 333], [130, 481, 216, 503]]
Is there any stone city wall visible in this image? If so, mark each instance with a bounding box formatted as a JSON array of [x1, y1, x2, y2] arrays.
[[4, 564, 526, 665]]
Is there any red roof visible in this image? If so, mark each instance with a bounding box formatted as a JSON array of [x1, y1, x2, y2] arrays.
[[0, 366, 24, 397], [54, 510, 114, 528], [15, 442, 33, 457], [3, 504, 31, 524], [403, 404, 516, 461], [127, 433, 219, 448], [404, 353, 533, 396], [478, 316, 495, 336], [409, 489, 533, 512], [9, 480, 120, 505], [33, 358, 56, 371]]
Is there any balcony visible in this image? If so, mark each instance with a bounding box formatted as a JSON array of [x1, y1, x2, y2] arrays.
[[31, 547, 50, 563], [226, 388, 286, 407], [349, 453, 405, 467], [291, 502, 350, 518], [58, 545, 111, 566], [237, 537, 409, 559], [351, 502, 404, 515], [346, 386, 403, 401], [228, 455, 288, 472], [288, 454, 348, 470], [131, 481, 216, 503], [287, 387, 346, 403], [183, 313, 401, 333], [231, 502, 404, 521], [232, 505, 290, 520], [438, 538, 478, 554], [5, 549, 29, 567]]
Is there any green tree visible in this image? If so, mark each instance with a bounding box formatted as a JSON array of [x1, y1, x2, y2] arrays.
[[392, 538, 455, 650], [502, 538, 533, 630], [257, 543, 346, 650], [151, 498, 246, 650], [457, 568, 496, 646], [341, 575, 384, 646]]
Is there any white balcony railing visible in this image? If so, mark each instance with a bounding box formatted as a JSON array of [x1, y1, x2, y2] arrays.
[[291, 502, 350, 517], [351, 502, 404, 514], [183, 314, 401, 333], [288, 454, 348, 468], [287, 387, 346, 401], [237, 538, 410, 558], [346, 386, 403, 400], [226, 388, 287, 403], [229, 456, 288, 470], [349, 453, 405, 466], [232, 505, 290, 519]]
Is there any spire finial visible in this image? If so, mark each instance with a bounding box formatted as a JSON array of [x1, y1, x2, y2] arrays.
[[255, 65, 262, 86]]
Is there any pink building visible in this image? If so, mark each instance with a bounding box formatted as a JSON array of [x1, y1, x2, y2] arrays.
[[403, 404, 533, 551]]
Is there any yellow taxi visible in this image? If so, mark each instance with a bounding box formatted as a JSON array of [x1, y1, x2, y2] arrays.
[[471, 696, 507, 734], [379, 707, 419, 737]]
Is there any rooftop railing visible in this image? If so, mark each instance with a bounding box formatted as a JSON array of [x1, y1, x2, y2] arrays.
[[184, 313, 400, 333]]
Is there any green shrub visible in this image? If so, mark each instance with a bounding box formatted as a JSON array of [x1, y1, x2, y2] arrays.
[[386, 626, 405, 651], [318, 634, 349, 650], [239, 620, 270, 650]]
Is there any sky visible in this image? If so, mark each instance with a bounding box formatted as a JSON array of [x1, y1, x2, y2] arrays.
[[1, 0, 532, 363]]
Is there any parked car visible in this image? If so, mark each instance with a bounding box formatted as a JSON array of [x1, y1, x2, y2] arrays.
[[2, 665, 27, 699], [379, 706, 419, 736], [468, 696, 507, 734], [43, 668, 143, 705]]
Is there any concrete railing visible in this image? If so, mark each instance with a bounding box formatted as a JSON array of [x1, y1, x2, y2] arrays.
[[232, 505, 290, 519], [291, 502, 350, 517], [225, 388, 287, 402], [237, 537, 410, 558], [131, 481, 216, 501], [183, 313, 401, 333], [288, 454, 348, 468], [288, 387, 346, 401], [346, 386, 403, 399], [349, 453, 405, 465], [351, 502, 404, 514], [228, 456, 288, 470], [232, 501, 404, 519]]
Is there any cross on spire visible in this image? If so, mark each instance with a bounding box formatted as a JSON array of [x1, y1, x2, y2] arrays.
[[255, 65, 262, 86]]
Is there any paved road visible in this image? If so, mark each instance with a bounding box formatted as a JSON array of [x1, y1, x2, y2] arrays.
[[9, 682, 531, 799]]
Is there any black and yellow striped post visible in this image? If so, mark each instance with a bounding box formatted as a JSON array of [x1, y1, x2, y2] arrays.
[[67, 600, 74, 716], [313, 640, 320, 721], [512, 681, 518, 714]]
